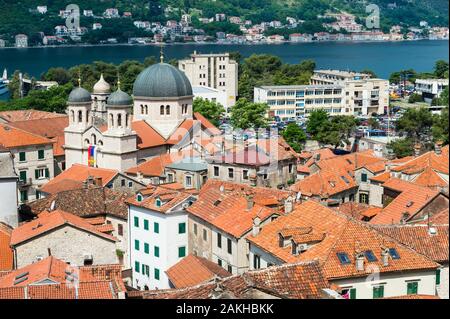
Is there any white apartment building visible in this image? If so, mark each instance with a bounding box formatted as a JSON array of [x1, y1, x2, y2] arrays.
[[254, 85, 346, 120], [255, 70, 389, 119], [415, 79, 449, 103], [192, 86, 229, 111], [127, 187, 197, 290], [178, 52, 238, 109], [0, 149, 18, 227]]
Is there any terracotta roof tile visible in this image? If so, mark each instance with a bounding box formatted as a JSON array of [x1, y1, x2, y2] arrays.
[[166, 255, 231, 288], [391, 147, 449, 175], [0, 110, 66, 123], [8, 116, 68, 139], [10, 210, 117, 246], [166, 119, 195, 144], [0, 124, 53, 148], [193, 112, 221, 135], [374, 224, 449, 263], [248, 201, 439, 280], [132, 120, 168, 149], [0, 223, 13, 271], [290, 170, 356, 198], [332, 202, 381, 221]]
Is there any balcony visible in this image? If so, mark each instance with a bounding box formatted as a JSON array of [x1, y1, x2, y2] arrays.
[[18, 178, 32, 188]]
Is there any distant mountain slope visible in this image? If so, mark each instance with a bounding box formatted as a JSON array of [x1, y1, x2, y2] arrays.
[[0, 0, 448, 38]]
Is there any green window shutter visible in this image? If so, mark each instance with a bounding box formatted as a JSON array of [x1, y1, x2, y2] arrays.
[[350, 288, 356, 299], [361, 173, 367, 182], [38, 149, 44, 159], [373, 286, 384, 299], [19, 171, 27, 182], [144, 243, 149, 254], [134, 261, 140, 273], [134, 216, 139, 227], [134, 240, 140, 251], [154, 246, 160, 257], [154, 268, 160, 280], [436, 269, 441, 285], [20, 190, 28, 201], [144, 219, 149, 230], [178, 246, 186, 258], [141, 263, 145, 274], [154, 222, 159, 233], [19, 152, 26, 162], [407, 282, 418, 295], [35, 169, 39, 179], [178, 222, 186, 234], [45, 168, 49, 178]]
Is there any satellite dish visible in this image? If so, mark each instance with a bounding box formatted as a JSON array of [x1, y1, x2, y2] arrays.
[[50, 200, 56, 211]]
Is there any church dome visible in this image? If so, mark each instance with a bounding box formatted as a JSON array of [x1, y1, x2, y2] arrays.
[[68, 87, 92, 103], [132, 63, 193, 99], [93, 74, 111, 94], [107, 88, 133, 107]]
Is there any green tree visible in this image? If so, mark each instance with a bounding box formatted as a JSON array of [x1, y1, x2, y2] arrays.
[[397, 107, 434, 141], [388, 138, 414, 158], [306, 109, 328, 138], [41, 67, 71, 85], [368, 117, 380, 129], [317, 115, 357, 148], [193, 97, 225, 127], [434, 60, 449, 78], [230, 98, 268, 129], [360, 69, 377, 78], [432, 107, 449, 144], [408, 93, 423, 103], [282, 123, 306, 152]]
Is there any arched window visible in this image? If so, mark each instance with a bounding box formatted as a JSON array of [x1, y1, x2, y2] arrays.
[[78, 111, 82, 123], [117, 113, 122, 128], [70, 110, 75, 123], [125, 114, 129, 128], [84, 139, 90, 146], [166, 105, 170, 115], [91, 134, 97, 145], [86, 110, 90, 123], [98, 140, 103, 146], [109, 113, 114, 127], [140, 105, 144, 114], [145, 105, 148, 114], [160, 105, 165, 115]]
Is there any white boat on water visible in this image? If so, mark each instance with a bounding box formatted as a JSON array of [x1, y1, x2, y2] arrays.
[[0, 68, 9, 95]]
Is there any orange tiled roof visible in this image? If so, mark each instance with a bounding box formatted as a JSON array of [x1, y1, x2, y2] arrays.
[[166, 255, 231, 288], [193, 112, 221, 135], [51, 135, 65, 157], [370, 171, 391, 183], [374, 224, 449, 263], [419, 208, 449, 225], [301, 148, 336, 164], [166, 119, 195, 144], [187, 180, 294, 238], [412, 166, 448, 189], [10, 210, 117, 246], [0, 223, 13, 271], [0, 124, 53, 148], [332, 202, 381, 221], [0, 110, 66, 123], [8, 116, 68, 139], [391, 146, 449, 175], [248, 201, 439, 280], [40, 164, 118, 194], [370, 178, 441, 225], [126, 185, 195, 214], [132, 120, 168, 149]]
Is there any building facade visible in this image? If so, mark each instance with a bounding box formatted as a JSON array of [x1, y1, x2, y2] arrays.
[[0, 149, 18, 227], [415, 79, 449, 103]]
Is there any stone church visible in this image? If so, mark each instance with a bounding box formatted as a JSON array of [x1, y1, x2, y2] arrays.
[[64, 62, 220, 172]]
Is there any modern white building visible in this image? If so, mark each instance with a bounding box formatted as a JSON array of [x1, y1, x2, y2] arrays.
[[127, 186, 197, 290], [192, 86, 229, 111], [415, 79, 449, 103], [0, 148, 18, 227], [178, 52, 238, 109], [15, 34, 28, 48]]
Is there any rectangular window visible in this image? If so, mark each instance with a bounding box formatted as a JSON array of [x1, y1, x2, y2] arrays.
[[134, 240, 140, 251], [178, 246, 186, 258], [38, 149, 45, 160], [134, 261, 140, 273], [134, 216, 139, 227], [19, 171, 27, 182], [144, 219, 149, 230], [227, 238, 232, 254], [35, 168, 47, 179], [436, 269, 441, 285], [194, 223, 197, 235], [361, 173, 368, 182], [203, 229, 207, 241], [373, 286, 384, 299], [178, 222, 186, 234], [185, 175, 192, 187], [407, 282, 418, 295], [118, 224, 123, 236], [128, 181, 133, 188], [154, 268, 160, 280], [154, 246, 160, 257], [227, 265, 232, 273], [214, 166, 219, 177], [217, 233, 222, 248], [350, 288, 356, 299], [121, 179, 126, 187], [20, 190, 28, 202], [228, 168, 234, 179], [154, 222, 159, 233], [144, 243, 149, 254], [218, 259, 222, 267], [19, 152, 26, 162], [242, 170, 248, 180], [253, 255, 261, 269]]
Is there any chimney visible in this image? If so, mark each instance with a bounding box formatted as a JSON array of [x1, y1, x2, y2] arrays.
[[252, 216, 261, 237], [355, 251, 365, 271], [381, 248, 389, 266], [284, 196, 294, 214], [435, 140, 443, 155], [278, 233, 285, 247], [246, 194, 254, 210], [414, 143, 421, 157], [291, 239, 298, 255]]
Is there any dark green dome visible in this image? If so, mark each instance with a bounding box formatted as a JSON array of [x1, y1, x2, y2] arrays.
[[68, 87, 92, 103], [132, 63, 193, 99], [107, 89, 132, 107]]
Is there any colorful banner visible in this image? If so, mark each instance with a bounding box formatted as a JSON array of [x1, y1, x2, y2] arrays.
[[88, 145, 96, 167]]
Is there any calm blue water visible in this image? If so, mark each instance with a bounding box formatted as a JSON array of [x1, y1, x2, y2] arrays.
[[0, 40, 448, 80]]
